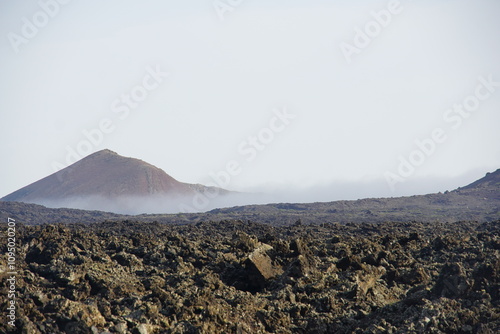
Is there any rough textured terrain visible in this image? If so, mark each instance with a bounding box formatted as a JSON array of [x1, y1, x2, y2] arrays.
[[1, 220, 499, 333]]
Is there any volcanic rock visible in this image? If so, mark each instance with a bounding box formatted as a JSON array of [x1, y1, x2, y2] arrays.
[[245, 243, 283, 290], [1, 220, 499, 333]]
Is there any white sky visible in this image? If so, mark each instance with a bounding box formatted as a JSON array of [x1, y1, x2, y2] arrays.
[[1, 0, 500, 203]]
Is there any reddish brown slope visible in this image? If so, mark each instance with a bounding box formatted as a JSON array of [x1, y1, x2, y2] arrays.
[[2, 149, 202, 202]]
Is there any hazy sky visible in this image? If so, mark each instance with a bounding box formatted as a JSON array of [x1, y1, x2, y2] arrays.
[[1, 0, 500, 203]]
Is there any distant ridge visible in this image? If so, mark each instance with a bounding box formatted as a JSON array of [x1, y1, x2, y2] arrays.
[[461, 168, 500, 189], [1, 149, 229, 213], [1, 168, 498, 224], [455, 168, 500, 200], [1, 167, 499, 225]]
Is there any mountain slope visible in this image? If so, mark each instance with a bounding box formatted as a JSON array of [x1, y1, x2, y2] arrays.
[[2, 150, 193, 201], [456, 168, 500, 200], [1, 149, 229, 213]]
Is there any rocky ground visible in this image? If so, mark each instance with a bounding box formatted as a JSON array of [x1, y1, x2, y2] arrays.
[[1, 220, 499, 333]]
